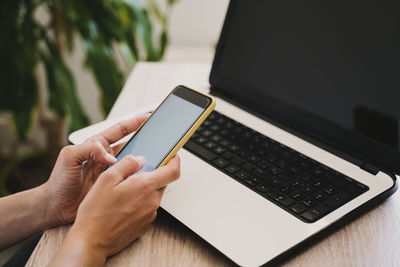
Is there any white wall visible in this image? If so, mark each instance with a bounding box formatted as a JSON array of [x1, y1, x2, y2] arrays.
[[168, 0, 229, 46]]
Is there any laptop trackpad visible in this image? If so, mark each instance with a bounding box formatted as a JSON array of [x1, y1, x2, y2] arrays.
[[161, 149, 316, 266]]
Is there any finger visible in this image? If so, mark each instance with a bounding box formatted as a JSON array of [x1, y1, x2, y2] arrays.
[[105, 155, 146, 184], [144, 156, 181, 190], [111, 141, 128, 156], [63, 142, 117, 165], [88, 114, 150, 146]]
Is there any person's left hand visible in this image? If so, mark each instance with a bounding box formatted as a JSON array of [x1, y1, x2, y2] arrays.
[[42, 114, 149, 226]]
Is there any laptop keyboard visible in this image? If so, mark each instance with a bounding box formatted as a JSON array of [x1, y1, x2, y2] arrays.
[[184, 111, 369, 223]]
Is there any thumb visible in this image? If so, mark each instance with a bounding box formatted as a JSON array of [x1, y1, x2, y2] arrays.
[[65, 142, 117, 165]]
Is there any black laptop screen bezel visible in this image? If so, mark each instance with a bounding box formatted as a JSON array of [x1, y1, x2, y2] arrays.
[[209, 0, 400, 175]]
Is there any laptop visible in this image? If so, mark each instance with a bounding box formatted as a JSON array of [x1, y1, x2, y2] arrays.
[[70, 0, 400, 266]]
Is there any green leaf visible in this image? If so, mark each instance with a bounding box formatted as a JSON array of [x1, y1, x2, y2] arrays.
[[42, 31, 89, 132], [12, 77, 37, 141], [53, 0, 75, 51], [0, 0, 38, 140], [150, 1, 166, 25], [159, 29, 168, 60], [168, 0, 181, 5], [84, 38, 124, 115]]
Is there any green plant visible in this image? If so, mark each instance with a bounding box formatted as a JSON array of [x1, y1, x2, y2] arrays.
[[0, 0, 178, 194], [0, 0, 176, 147]]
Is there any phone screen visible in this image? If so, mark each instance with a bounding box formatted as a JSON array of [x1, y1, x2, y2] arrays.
[[115, 93, 206, 173]]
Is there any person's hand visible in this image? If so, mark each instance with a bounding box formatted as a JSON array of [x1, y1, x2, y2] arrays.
[[42, 114, 149, 226], [50, 154, 180, 266]]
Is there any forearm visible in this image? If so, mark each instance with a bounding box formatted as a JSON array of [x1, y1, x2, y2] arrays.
[[0, 184, 57, 249], [49, 225, 106, 267]]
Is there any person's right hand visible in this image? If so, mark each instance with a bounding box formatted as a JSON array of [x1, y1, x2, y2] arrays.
[[49, 154, 180, 266]]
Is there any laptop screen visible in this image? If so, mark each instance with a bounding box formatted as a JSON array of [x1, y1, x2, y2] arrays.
[[210, 0, 400, 174]]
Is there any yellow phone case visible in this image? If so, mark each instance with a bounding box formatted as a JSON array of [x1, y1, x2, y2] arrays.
[[116, 85, 216, 168]]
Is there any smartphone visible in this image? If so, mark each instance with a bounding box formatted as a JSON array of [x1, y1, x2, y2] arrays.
[[113, 85, 215, 173]]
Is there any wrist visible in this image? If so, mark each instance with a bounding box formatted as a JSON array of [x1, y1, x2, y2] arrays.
[[35, 182, 60, 229], [66, 224, 108, 265], [49, 225, 107, 267]]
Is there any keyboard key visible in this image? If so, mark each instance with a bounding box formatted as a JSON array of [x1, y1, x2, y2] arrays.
[[232, 157, 245, 165], [291, 179, 305, 188], [247, 145, 256, 152], [203, 120, 212, 127], [293, 159, 314, 170], [325, 192, 351, 208], [276, 171, 296, 181], [287, 165, 302, 175], [238, 150, 250, 158], [273, 194, 295, 207], [262, 176, 283, 187], [290, 202, 307, 214], [191, 132, 200, 139], [225, 165, 240, 174], [332, 179, 349, 190], [213, 146, 226, 154], [298, 173, 315, 183], [210, 135, 222, 142], [242, 162, 256, 171], [301, 204, 330, 221], [204, 142, 217, 149], [213, 158, 229, 168], [268, 166, 282, 175], [225, 121, 234, 128], [219, 139, 231, 147], [228, 144, 241, 152], [255, 184, 271, 193], [312, 167, 326, 177], [248, 154, 261, 163], [244, 179, 257, 187], [279, 185, 294, 194], [281, 151, 294, 160], [222, 151, 234, 159], [235, 170, 249, 180], [345, 184, 367, 196], [197, 125, 205, 133], [301, 185, 315, 194], [324, 186, 337, 195], [252, 168, 267, 178], [219, 129, 229, 136], [312, 179, 326, 189], [322, 173, 335, 183], [313, 191, 329, 201], [276, 160, 289, 168], [249, 176, 262, 185], [210, 124, 220, 131], [216, 117, 226, 124], [290, 191, 304, 200], [202, 130, 213, 137], [265, 154, 278, 163], [256, 160, 271, 169], [302, 197, 318, 207], [271, 145, 282, 154], [185, 140, 217, 161], [196, 136, 208, 144]]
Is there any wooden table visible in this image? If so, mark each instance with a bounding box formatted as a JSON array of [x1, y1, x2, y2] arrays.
[[27, 63, 400, 266]]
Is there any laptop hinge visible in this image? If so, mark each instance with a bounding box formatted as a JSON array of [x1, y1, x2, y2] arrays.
[[360, 163, 379, 175]]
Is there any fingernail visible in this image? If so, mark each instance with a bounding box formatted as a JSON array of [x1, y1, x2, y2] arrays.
[[106, 152, 117, 163], [134, 156, 146, 166]]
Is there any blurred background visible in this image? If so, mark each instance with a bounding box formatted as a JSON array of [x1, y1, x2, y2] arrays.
[[0, 0, 228, 263]]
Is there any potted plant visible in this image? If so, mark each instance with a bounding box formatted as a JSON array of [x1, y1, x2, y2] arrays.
[[0, 0, 178, 195]]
